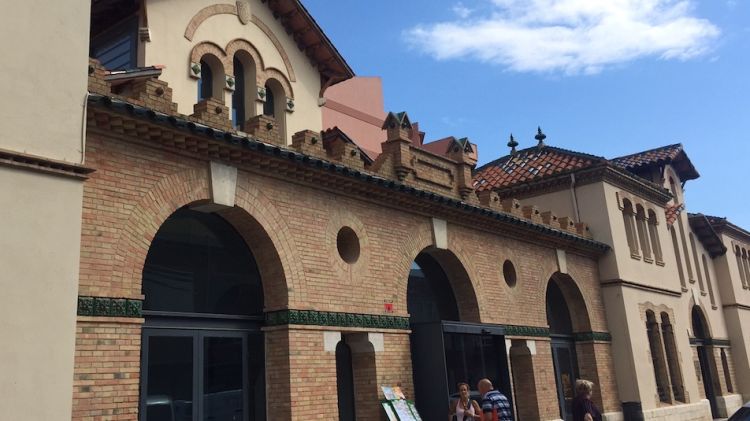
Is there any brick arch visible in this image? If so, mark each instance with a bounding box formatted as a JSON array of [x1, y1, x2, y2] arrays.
[[261, 68, 294, 98], [190, 41, 228, 65], [395, 225, 481, 323], [112, 167, 211, 297], [225, 38, 265, 78], [546, 271, 593, 333], [232, 172, 303, 311], [184, 3, 240, 41]]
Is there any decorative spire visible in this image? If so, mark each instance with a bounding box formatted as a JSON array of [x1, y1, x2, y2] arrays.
[[535, 126, 546, 148], [507, 133, 518, 154]]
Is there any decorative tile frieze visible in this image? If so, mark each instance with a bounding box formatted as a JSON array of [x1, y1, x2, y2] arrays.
[[265, 309, 410, 330], [77, 296, 143, 318], [574, 331, 613, 342], [503, 325, 550, 338]]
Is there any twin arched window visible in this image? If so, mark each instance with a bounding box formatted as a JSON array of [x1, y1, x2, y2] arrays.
[[645, 310, 684, 403], [621, 198, 663, 264]]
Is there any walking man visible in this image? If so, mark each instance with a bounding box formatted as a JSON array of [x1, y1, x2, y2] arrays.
[[477, 378, 513, 421]]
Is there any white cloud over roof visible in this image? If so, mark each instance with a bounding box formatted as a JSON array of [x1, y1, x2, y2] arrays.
[[405, 0, 720, 74]]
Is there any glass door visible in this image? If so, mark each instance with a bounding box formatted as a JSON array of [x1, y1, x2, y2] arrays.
[[140, 329, 264, 421], [551, 339, 578, 421]]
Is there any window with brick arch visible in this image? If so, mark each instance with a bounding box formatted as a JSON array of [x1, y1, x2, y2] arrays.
[[660, 313, 685, 402], [646, 310, 671, 403], [636, 205, 652, 261], [197, 54, 224, 102], [647, 210, 663, 263], [622, 199, 639, 257]]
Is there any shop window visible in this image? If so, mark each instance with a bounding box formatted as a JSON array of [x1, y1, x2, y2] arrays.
[[702, 255, 716, 308], [646, 310, 671, 403], [660, 313, 685, 402], [622, 199, 640, 257], [720, 349, 733, 394], [670, 227, 687, 289], [636, 205, 652, 261], [648, 210, 663, 264], [691, 234, 705, 293]]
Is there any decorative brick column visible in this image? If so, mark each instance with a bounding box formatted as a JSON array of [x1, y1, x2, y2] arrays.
[[575, 341, 621, 412], [509, 338, 560, 421]]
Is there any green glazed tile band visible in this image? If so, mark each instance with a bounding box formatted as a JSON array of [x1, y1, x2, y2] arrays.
[[77, 296, 143, 318]]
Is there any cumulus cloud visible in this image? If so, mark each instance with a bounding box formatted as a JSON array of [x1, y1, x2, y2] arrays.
[[405, 0, 720, 74]]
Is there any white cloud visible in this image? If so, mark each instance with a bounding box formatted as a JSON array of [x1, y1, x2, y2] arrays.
[[452, 3, 473, 19], [405, 0, 720, 74]]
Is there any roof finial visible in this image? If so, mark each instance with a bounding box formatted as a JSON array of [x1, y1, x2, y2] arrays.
[[507, 133, 518, 154], [535, 126, 546, 148]]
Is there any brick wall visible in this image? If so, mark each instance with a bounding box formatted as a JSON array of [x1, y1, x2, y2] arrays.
[[72, 317, 142, 420], [73, 130, 616, 420]]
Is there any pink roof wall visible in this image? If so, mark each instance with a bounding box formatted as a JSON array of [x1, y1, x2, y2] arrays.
[[322, 77, 387, 157]]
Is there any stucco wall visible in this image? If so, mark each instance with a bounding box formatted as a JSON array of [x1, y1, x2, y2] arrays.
[[0, 167, 84, 420], [0, 0, 89, 162], [144, 0, 324, 143]]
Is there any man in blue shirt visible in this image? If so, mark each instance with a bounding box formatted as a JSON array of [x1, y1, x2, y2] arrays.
[[477, 378, 513, 421]]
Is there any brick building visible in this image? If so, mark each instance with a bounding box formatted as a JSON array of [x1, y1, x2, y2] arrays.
[[1, 1, 748, 421]]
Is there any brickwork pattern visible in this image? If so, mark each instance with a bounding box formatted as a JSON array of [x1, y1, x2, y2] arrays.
[[74, 130, 615, 420], [72, 317, 142, 420]]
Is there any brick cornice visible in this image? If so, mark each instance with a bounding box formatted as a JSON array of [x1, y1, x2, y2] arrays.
[[0, 148, 95, 180], [86, 95, 609, 256]]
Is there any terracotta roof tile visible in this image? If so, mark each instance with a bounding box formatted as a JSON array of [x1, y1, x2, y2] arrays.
[[665, 203, 684, 226], [610, 143, 699, 181], [473, 146, 606, 191]]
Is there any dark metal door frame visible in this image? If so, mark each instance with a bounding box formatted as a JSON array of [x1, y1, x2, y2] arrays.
[[550, 335, 579, 421], [696, 343, 718, 418]]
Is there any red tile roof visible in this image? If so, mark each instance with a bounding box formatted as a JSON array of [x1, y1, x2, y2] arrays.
[[665, 203, 684, 226], [610, 143, 699, 181], [473, 146, 606, 191]]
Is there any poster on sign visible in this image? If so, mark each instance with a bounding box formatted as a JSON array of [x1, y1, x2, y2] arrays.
[[381, 401, 398, 421], [392, 399, 416, 421]]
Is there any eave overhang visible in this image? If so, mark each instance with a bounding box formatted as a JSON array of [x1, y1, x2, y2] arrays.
[[86, 94, 609, 256], [688, 213, 728, 258]]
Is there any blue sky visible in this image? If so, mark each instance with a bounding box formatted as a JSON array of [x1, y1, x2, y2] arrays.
[[305, 0, 750, 228]]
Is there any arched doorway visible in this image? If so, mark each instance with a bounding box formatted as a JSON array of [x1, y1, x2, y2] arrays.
[[336, 341, 356, 421], [547, 278, 579, 421], [139, 207, 266, 421], [407, 249, 511, 421], [692, 306, 718, 418]]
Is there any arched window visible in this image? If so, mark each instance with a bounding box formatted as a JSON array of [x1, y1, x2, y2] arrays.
[[232, 57, 245, 129], [677, 218, 695, 282], [721, 349, 733, 394], [140, 208, 265, 421], [737, 247, 749, 289], [743, 249, 750, 290], [232, 51, 258, 131], [669, 176, 680, 204], [670, 227, 687, 289], [660, 313, 684, 402], [646, 310, 671, 403], [636, 205, 652, 261], [691, 233, 705, 293], [702, 255, 716, 308], [622, 199, 640, 257], [263, 82, 275, 118], [197, 54, 224, 102], [647, 210, 663, 263]]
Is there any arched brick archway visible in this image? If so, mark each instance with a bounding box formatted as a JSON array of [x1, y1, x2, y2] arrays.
[[111, 167, 296, 309], [548, 272, 593, 333]]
